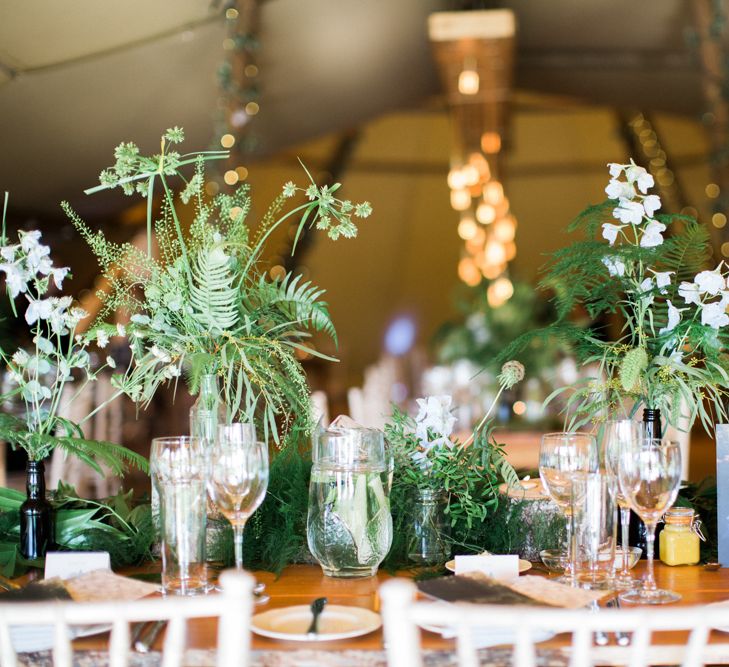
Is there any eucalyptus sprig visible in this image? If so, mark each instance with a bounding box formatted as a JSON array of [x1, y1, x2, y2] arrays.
[[64, 128, 372, 446]]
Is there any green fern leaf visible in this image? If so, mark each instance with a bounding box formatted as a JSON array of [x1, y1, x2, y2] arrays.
[[189, 246, 239, 333]]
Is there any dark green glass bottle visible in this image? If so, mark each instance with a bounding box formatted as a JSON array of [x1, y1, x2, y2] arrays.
[[20, 460, 53, 559]]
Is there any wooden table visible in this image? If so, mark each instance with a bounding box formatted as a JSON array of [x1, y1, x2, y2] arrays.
[[69, 561, 729, 657]]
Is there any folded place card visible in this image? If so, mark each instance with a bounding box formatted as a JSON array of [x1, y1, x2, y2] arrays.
[[454, 554, 519, 581], [44, 551, 111, 581]]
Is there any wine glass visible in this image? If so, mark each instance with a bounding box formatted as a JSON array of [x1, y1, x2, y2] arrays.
[[539, 432, 598, 585], [618, 438, 682, 604], [602, 419, 641, 590], [207, 423, 269, 601]]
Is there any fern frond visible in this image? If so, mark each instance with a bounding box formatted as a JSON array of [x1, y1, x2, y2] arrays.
[[188, 246, 239, 333]]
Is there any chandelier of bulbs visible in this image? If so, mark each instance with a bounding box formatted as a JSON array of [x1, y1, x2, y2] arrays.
[[429, 9, 517, 307]]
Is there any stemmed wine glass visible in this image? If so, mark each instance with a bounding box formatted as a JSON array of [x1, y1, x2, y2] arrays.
[[207, 423, 269, 602], [539, 432, 598, 585], [618, 438, 682, 604], [602, 419, 641, 590]]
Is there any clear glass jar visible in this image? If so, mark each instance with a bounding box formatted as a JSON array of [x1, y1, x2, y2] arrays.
[[190, 373, 226, 446], [407, 488, 450, 566], [659, 507, 700, 566], [307, 421, 393, 578]]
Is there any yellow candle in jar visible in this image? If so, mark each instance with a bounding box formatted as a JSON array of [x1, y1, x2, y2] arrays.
[[659, 507, 700, 566]]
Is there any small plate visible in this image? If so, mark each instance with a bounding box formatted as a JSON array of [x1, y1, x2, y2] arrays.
[[252, 604, 381, 642], [419, 621, 554, 648], [445, 556, 532, 574]]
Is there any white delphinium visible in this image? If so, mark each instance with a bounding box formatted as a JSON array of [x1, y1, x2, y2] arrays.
[[411, 395, 456, 469], [677, 263, 729, 330]]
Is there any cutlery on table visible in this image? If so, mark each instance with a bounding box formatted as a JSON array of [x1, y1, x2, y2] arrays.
[[134, 620, 166, 653], [306, 597, 328, 637], [607, 597, 631, 646], [589, 601, 609, 646]]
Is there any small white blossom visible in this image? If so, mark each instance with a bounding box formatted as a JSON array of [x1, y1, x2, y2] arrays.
[[414, 395, 457, 442], [650, 270, 673, 293], [105, 356, 116, 369], [640, 220, 666, 248], [96, 329, 109, 348], [0, 263, 30, 298], [608, 163, 623, 178], [150, 345, 171, 363], [613, 199, 644, 225], [660, 300, 683, 334], [282, 181, 297, 198], [625, 162, 654, 194], [678, 281, 701, 305], [605, 179, 635, 200], [19, 230, 42, 253], [11, 349, 29, 367], [695, 269, 725, 296], [642, 194, 661, 217], [601, 223, 623, 245], [50, 267, 69, 289], [602, 256, 626, 277], [701, 301, 729, 329], [116, 323, 126, 336], [0, 245, 18, 261], [639, 277, 654, 306], [25, 297, 54, 325]]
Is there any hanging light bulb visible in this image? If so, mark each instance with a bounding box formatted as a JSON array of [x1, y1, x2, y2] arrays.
[[493, 216, 516, 243], [447, 167, 466, 190], [484, 181, 504, 205], [481, 131, 502, 154], [487, 277, 514, 308], [461, 164, 480, 187], [458, 257, 481, 286], [457, 216, 478, 240], [450, 188, 471, 211], [484, 240, 507, 265]]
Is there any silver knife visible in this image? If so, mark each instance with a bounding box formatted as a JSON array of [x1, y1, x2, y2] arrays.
[[134, 620, 166, 653]]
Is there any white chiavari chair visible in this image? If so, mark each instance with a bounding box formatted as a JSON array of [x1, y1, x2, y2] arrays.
[[0, 570, 254, 667], [380, 578, 729, 667]]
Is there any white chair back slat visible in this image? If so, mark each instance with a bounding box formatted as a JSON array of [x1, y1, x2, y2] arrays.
[[52, 616, 72, 667], [0, 618, 17, 667], [380, 577, 729, 667], [161, 616, 186, 667], [108, 618, 129, 667], [0, 570, 254, 666]]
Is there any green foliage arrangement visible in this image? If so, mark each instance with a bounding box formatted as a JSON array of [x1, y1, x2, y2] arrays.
[[0, 193, 147, 474], [505, 161, 729, 432], [0, 483, 154, 577], [383, 361, 524, 566], [62, 128, 371, 445]]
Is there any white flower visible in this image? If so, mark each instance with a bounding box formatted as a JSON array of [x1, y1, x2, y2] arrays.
[[0, 263, 30, 298], [65, 307, 88, 327], [695, 269, 725, 296], [282, 181, 297, 198], [105, 356, 116, 369], [613, 199, 644, 225], [163, 364, 181, 379], [660, 300, 683, 334], [19, 230, 42, 253], [25, 297, 54, 325], [678, 281, 701, 305], [116, 323, 126, 337], [701, 301, 729, 329], [640, 220, 666, 248], [601, 223, 623, 245], [650, 270, 673, 293], [602, 256, 626, 277], [11, 349, 29, 367], [414, 395, 456, 440], [642, 194, 661, 217], [608, 163, 623, 178], [96, 329, 109, 348], [625, 162, 654, 194], [0, 245, 18, 261], [639, 277, 654, 306], [50, 267, 69, 289], [150, 345, 171, 363], [605, 179, 635, 200], [25, 244, 51, 275]]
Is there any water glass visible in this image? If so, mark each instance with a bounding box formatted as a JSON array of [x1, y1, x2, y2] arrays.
[[573, 472, 616, 590], [618, 438, 682, 604], [151, 436, 208, 596], [539, 432, 598, 585]]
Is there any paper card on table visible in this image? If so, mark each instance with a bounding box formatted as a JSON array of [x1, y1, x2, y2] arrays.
[[454, 554, 519, 581], [717, 424, 729, 566], [44, 551, 110, 580]]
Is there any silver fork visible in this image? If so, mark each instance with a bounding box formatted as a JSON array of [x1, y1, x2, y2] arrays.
[[590, 601, 609, 646]]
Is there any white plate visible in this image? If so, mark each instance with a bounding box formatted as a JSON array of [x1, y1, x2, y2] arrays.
[[445, 557, 532, 574], [252, 604, 381, 642], [419, 621, 554, 648], [11, 623, 111, 653]]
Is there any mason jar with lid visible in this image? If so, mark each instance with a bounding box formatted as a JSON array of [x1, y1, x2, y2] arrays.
[[659, 507, 701, 566]]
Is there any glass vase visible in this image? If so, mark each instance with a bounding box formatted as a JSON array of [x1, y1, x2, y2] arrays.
[[20, 460, 54, 559], [407, 488, 451, 566]]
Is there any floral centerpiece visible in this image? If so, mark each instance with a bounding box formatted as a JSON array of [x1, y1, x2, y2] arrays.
[[0, 193, 147, 558], [507, 160, 729, 432], [384, 361, 524, 567], [62, 128, 371, 446]]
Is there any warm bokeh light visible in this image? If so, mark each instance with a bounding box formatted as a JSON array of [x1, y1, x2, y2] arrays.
[[224, 170, 239, 186], [245, 102, 260, 115], [229, 206, 244, 220], [205, 181, 220, 196], [461, 164, 480, 187], [447, 167, 466, 190], [706, 183, 720, 199], [269, 264, 286, 280], [485, 240, 507, 265], [722, 242, 729, 258], [487, 276, 514, 307], [484, 181, 504, 205], [476, 202, 496, 224], [220, 133, 235, 148], [713, 212, 727, 229], [458, 257, 481, 286], [493, 217, 516, 242], [457, 217, 478, 240], [458, 69, 479, 95], [481, 131, 501, 154], [450, 188, 471, 211], [235, 166, 249, 180], [513, 400, 526, 415]]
